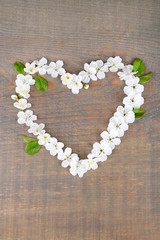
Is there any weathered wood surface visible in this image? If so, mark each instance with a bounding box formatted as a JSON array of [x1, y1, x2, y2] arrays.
[[0, 0, 160, 239]]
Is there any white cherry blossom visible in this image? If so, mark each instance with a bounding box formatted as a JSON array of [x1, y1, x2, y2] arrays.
[[117, 65, 137, 81], [92, 142, 112, 162], [105, 56, 124, 72], [123, 92, 144, 109], [61, 73, 73, 85], [34, 57, 48, 75], [124, 77, 144, 95], [114, 106, 135, 123], [28, 123, 45, 136], [17, 110, 37, 126], [69, 158, 87, 177], [67, 74, 83, 94], [24, 62, 38, 74], [96, 60, 108, 79], [45, 137, 64, 156], [108, 117, 128, 138], [47, 60, 65, 78], [14, 99, 31, 110], [82, 154, 98, 170], [91, 60, 108, 79], [57, 147, 78, 168], [15, 74, 35, 86], [15, 84, 30, 99], [100, 131, 121, 150], [79, 63, 97, 83], [37, 132, 51, 146]]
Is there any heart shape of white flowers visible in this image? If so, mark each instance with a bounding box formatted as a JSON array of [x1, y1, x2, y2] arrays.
[[12, 56, 145, 177]]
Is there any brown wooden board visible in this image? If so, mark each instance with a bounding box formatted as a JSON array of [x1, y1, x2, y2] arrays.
[[0, 0, 160, 239]]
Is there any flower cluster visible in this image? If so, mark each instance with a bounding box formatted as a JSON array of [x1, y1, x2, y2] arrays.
[[20, 57, 126, 94], [12, 74, 35, 110], [11, 56, 145, 177]]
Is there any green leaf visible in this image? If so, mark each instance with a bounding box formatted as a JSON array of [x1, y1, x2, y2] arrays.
[[139, 72, 152, 83], [35, 76, 47, 92], [22, 135, 37, 143], [133, 59, 145, 75], [133, 108, 146, 120], [14, 62, 25, 75], [25, 140, 41, 155]]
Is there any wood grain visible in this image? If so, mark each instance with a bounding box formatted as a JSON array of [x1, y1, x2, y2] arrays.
[[0, 0, 160, 239]]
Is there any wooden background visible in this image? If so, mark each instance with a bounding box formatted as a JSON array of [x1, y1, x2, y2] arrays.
[[0, 0, 160, 239]]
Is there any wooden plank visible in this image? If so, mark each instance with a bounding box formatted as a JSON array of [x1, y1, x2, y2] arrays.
[[0, 0, 160, 239]]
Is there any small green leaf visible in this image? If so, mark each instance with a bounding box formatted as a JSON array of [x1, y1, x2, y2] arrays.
[[139, 72, 152, 83], [14, 62, 25, 75], [133, 108, 146, 120], [35, 76, 47, 92], [133, 59, 145, 75], [22, 135, 36, 143], [25, 140, 41, 155]]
